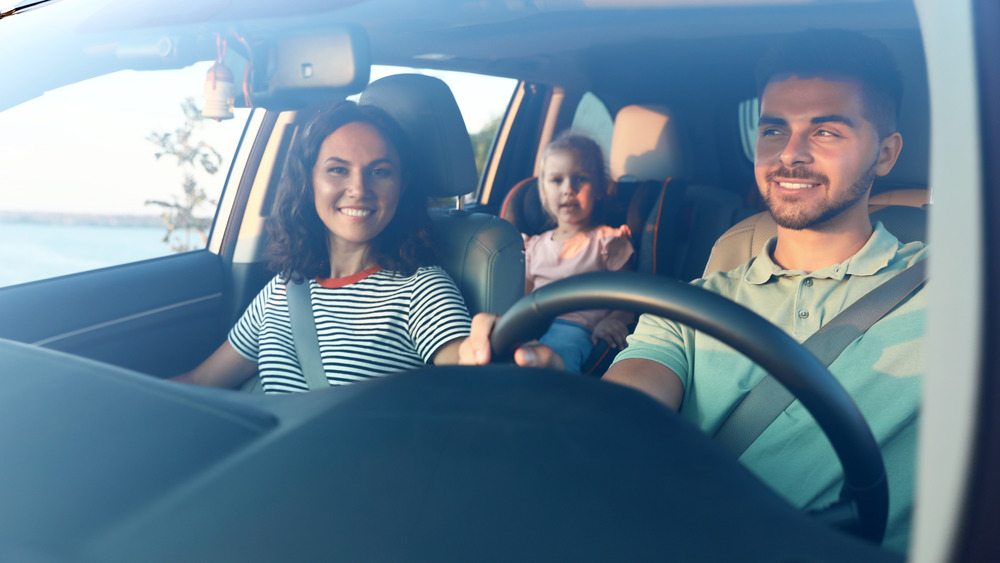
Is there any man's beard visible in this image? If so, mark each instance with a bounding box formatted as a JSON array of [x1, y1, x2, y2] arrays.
[[764, 158, 877, 230]]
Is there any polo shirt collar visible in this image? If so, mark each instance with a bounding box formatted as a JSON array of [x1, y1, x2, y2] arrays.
[[745, 221, 900, 285]]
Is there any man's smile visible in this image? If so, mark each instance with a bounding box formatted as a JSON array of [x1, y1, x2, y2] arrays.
[[775, 180, 822, 190]]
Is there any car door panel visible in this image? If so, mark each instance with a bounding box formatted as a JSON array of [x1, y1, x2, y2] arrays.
[[0, 250, 227, 377]]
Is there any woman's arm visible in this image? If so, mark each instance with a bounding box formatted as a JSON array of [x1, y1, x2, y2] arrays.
[[432, 336, 466, 365], [171, 341, 258, 389]]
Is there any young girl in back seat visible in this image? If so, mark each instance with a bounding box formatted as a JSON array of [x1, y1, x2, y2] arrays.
[[524, 131, 635, 374]]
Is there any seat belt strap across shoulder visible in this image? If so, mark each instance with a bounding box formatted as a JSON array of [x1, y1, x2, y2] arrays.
[[286, 279, 330, 391], [713, 258, 928, 458]]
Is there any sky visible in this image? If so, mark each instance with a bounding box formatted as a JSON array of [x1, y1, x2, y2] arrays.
[[0, 62, 515, 216]]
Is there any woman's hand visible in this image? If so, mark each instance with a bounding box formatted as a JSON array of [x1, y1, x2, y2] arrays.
[[458, 312, 564, 370], [458, 313, 499, 365]]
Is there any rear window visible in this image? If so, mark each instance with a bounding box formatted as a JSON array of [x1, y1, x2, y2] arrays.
[[738, 97, 760, 162]]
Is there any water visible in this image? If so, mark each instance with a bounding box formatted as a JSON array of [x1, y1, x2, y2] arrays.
[[0, 222, 187, 287]]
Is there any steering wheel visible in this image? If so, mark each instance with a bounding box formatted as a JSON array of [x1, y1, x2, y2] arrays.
[[489, 271, 888, 545]]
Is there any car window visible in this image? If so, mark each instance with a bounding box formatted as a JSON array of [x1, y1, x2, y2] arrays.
[[360, 66, 518, 207], [570, 91, 614, 164], [0, 63, 252, 287], [738, 97, 760, 163]]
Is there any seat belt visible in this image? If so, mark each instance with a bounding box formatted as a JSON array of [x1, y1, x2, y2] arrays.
[[286, 279, 330, 390], [713, 259, 928, 458]]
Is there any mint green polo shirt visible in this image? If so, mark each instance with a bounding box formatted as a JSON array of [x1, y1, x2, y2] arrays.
[[612, 222, 926, 554]]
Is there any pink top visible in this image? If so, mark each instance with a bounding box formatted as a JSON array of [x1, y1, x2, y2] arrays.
[[523, 224, 634, 330]]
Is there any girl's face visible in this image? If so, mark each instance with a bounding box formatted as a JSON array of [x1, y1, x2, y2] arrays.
[[312, 121, 403, 256], [539, 149, 596, 229]]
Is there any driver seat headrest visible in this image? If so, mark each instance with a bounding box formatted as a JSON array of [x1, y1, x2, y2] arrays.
[[359, 73, 478, 198], [358, 73, 524, 316]]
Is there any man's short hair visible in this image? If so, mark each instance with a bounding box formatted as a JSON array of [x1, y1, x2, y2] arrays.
[[755, 29, 904, 138]]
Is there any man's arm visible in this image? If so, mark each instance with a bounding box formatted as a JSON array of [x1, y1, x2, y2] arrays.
[[602, 358, 684, 411]]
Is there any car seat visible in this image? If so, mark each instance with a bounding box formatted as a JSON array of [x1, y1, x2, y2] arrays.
[[499, 105, 675, 269], [500, 104, 752, 282], [702, 189, 930, 276], [359, 74, 525, 316], [608, 104, 754, 281]]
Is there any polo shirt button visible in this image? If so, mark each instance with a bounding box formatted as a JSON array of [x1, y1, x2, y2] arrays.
[[798, 310, 809, 319], [804, 278, 813, 286]]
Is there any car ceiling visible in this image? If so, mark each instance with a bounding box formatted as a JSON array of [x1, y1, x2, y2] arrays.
[[76, 0, 920, 81], [1, 0, 926, 186], [7, 0, 922, 107]]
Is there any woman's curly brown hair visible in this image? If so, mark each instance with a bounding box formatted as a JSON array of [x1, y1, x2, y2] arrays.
[[265, 100, 436, 282]]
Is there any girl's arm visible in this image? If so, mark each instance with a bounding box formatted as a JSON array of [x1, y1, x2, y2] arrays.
[[592, 309, 636, 349], [591, 228, 637, 348], [171, 341, 258, 389]]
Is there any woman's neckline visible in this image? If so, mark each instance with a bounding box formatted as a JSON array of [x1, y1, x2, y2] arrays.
[[315, 265, 383, 288]]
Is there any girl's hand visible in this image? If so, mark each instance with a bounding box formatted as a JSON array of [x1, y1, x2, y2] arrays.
[[592, 316, 630, 349]]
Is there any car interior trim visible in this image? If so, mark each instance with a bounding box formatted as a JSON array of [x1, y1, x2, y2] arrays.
[[232, 112, 299, 264], [479, 81, 525, 206], [533, 86, 565, 176], [32, 293, 223, 348], [209, 110, 268, 256], [913, 0, 985, 559]]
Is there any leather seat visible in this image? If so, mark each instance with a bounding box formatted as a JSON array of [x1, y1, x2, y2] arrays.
[[702, 190, 929, 276], [609, 104, 753, 281], [359, 74, 524, 315], [498, 105, 678, 272], [501, 104, 751, 282]]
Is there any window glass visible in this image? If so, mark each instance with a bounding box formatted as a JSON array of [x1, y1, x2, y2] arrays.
[[0, 63, 252, 287], [357, 66, 518, 207], [739, 97, 760, 162], [571, 92, 614, 164]]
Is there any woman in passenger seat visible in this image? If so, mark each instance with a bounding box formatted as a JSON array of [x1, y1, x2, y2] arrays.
[[523, 131, 634, 374], [172, 100, 471, 393]]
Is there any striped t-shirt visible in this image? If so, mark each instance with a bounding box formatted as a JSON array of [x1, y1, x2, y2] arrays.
[[229, 265, 471, 394]]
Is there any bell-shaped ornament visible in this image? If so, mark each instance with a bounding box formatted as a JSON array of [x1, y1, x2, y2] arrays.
[[202, 61, 237, 121]]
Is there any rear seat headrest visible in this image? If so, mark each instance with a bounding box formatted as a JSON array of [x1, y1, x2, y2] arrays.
[[609, 104, 681, 182], [359, 73, 478, 198]]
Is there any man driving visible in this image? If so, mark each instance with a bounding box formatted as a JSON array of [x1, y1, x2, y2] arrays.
[[460, 29, 925, 554]]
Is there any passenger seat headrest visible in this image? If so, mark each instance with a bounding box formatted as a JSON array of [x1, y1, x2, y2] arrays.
[[359, 74, 478, 198], [609, 104, 681, 182]]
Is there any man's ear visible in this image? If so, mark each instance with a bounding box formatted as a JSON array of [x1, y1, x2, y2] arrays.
[[400, 170, 411, 193], [875, 132, 903, 176]]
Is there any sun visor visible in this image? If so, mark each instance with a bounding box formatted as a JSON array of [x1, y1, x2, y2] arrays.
[[259, 28, 370, 107], [244, 26, 370, 111]]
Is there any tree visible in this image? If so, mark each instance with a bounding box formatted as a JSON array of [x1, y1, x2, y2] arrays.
[[146, 97, 222, 252], [470, 114, 502, 178]]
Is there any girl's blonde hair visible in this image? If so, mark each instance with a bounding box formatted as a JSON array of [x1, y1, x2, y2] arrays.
[[537, 131, 612, 228]]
